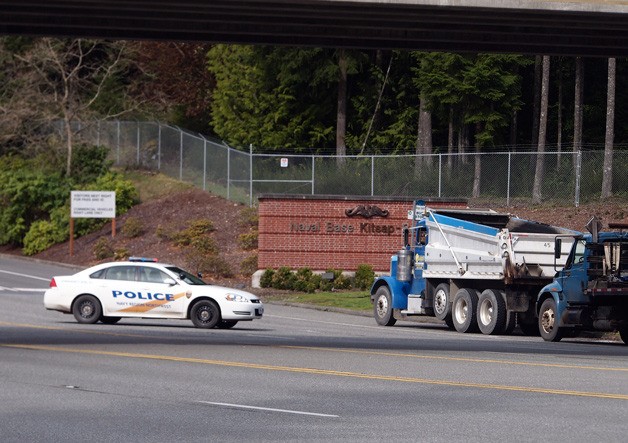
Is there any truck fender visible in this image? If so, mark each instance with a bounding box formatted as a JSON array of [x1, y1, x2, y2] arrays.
[[371, 276, 411, 310], [536, 281, 567, 324]]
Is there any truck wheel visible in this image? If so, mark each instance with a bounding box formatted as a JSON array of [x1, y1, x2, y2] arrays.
[[539, 298, 563, 342], [452, 288, 479, 333], [373, 286, 397, 326], [504, 311, 516, 335], [433, 283, 451, 323], [477, 289, 507, 335]]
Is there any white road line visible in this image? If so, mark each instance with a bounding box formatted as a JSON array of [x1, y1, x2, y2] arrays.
[[0, 269, 50, 281], [197, 401, 339, 418]]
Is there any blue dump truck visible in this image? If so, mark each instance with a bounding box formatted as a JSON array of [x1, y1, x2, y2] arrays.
[[371, 201, 628, 344]]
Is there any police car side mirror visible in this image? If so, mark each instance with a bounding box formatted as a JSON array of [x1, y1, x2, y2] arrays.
[[163, 278, 176, 286]]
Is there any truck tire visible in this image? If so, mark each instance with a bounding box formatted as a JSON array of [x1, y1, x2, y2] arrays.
[[433, 283, 452, 323], [539, 298, 563, 342], [477, 289, 507, 335], [504, 311, 516, 335], [452, 288, 479, 333], [374, 286, 397, 326]]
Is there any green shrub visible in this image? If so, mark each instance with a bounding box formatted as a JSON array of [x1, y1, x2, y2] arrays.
[[93, 237, 114, 260], [271, 266, 296, 290], [114, 248, 130, 260], [87, 172, 139, 216], [238, 230, 258, 250], [240, 254, 258, 275], [198, 255, 233, 278], [122, 216, 144, 238], [354, 264, 375, 290], [0, 156, 69, 245], [240, 207, 259, 228], [293, 268, 320, 293], [174, 219, 215, 246], [260, 269, 275, 288], [22, 220, 66, 255]]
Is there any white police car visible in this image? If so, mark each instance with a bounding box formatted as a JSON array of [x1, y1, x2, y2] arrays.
[[44, 257, 263, 329]]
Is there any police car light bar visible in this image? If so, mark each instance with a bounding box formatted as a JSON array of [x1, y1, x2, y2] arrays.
[[129, 257, 158, 262]]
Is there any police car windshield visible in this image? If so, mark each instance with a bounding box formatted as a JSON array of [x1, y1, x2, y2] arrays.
[[166, 266, 207, 285]]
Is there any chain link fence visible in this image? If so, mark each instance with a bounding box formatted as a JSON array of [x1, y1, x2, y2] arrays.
[[72, 120, 628, 207]]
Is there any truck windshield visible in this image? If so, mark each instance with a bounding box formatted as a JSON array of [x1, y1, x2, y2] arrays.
[[165, 266, 208, 285]]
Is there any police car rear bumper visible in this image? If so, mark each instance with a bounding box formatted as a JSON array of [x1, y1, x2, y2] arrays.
[[43, 288, 71, 313]]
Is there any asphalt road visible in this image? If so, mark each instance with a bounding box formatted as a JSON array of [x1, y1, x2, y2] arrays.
[[1, 255, 627, 442]]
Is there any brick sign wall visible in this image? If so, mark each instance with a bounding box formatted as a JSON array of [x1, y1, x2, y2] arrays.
[[258, 195, 466, 272]]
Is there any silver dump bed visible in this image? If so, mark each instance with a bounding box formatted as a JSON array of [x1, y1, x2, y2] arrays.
[[422, 209, 578, 281]]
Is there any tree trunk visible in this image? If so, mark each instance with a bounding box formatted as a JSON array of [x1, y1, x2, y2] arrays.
[[336, 49, 347, 165], [64, 113, 73, 176], [573, 57, 584, 167], [472, 122, 482, 199], [531, 55, 542, 148], [510, 109, 517, 148], [458, 122, 468, 165], [447, 106, 454, 171], [415, 93, 433, 171], [556, 59, 563, 170], [601, 57, 616, 199], [533, 56, 550, 203]]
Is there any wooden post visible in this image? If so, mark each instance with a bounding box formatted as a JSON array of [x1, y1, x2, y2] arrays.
[[69, 217, 74, 256], [112, 218, 116, 237]]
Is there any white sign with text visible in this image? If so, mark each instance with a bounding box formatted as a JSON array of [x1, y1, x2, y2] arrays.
[[71, 191, 116, 218]]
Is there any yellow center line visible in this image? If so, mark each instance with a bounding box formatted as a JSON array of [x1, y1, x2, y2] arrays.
[[2, 320, 627, 373], [2, 343, 628, 401], [279, 345, 628, 373]]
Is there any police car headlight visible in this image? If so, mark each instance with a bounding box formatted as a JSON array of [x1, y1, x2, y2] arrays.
[[225, 293, 250, 303]]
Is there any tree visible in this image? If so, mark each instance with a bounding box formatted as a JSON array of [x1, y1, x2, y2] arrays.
[[336, 49, 348, 162], [533, 55, 550, 203], [1, 38, 136, 176], [573, 57, 584, 167], [601, 57, 616, 199]]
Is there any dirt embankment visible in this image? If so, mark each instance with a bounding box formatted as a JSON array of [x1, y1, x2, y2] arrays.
[[3, 189, 627, 288]]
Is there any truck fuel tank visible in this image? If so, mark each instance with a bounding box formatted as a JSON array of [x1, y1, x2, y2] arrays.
[[396, 249, 413, 282]]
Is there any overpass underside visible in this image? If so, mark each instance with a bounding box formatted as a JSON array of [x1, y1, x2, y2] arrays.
[[0, 1, 627, 57]]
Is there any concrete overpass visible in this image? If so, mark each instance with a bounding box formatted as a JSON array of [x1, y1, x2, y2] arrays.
[[0, 1, 627, 57]]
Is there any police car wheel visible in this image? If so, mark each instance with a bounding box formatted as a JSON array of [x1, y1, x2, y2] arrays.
[[72, 295, 102, 324], [191, 300, 221, 328]]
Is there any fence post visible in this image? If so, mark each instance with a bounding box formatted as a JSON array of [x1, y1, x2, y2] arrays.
[[371, 156, 375, 196], [227, 146, 231, 201], [507, 151, 511, 206], [311, 155, 315, 195], [136, 121, 140, 166], [202, 136, 207, 191], [574, 150, 582, 207], [179, 129, 183, 181], [249, 144, 253, 207], [157, 122, 161, 171], [438, 154, 442, 197], [116, 120, 120, 165]]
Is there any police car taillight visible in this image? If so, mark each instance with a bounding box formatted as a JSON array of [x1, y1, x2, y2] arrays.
[[49, 278, 57, 288]]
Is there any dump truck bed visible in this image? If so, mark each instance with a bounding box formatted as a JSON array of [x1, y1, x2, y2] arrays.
[[422, 210, 577, 282]]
